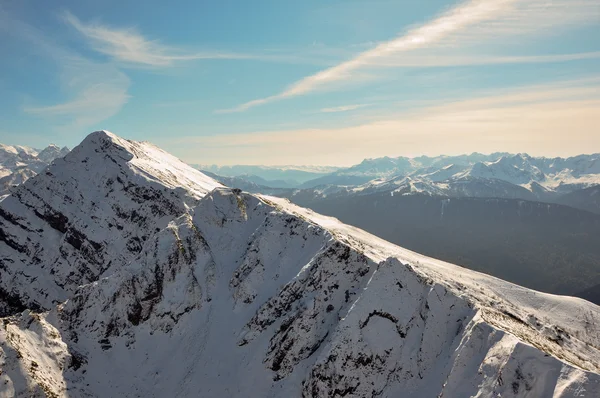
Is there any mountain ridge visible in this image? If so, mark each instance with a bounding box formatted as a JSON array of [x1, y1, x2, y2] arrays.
[[0, 131, 598, 397]]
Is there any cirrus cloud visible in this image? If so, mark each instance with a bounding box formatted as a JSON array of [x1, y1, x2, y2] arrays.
[[219, 0, 599, 113], [63, 11, 252, 68]]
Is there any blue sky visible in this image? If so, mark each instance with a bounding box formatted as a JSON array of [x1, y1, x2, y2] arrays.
[[1, 0, 599, 165]]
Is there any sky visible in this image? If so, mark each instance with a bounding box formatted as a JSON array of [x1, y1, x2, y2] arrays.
[[0, 0, 599, 166]]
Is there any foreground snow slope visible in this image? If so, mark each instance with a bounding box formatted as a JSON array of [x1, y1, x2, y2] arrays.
[[0, 132, 599, 397]]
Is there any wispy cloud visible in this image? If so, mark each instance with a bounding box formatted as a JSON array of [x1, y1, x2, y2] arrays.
[[171, 78, 600, 165], [370, 51, 600, 68], [220, 0, 599, 113], [63, 11, 251, 68], [24, 56, 130, 128], [320, 104, 370, 113], [0, 8, 130, 129], [445, 0, 599, 45]]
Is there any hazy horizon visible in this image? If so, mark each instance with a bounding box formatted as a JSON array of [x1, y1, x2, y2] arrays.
[[5, 133, 600, 168], [5, 134, 600, 168]]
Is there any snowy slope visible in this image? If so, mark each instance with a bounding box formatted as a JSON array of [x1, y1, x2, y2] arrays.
[[414, 163, 469, 182], [0, 144, 38, 164], [0, 132, 599, 397], [0, 131, 221, 315], [334, 174, 536, 202], [0, 144, 38, 178], [352, 176, 449, 197]]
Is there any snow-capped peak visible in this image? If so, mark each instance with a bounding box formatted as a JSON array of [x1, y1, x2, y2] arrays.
[[36, 143, 70, 163], [0, 130, 222, 314], [72, 130, 222, 200]]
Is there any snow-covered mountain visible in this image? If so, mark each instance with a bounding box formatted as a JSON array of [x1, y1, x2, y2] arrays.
[[280, 153, 600, 208], [0, 131, 221, 315], [36, 144, 70, 164], [290, 153, 508, 188], [299, 157, 423, 188], [1, 131, 599, 397], [344, 175, 537, 201], [212, 153, 599, 206], [0, 144, 38, 178], [0, 143, 70, 195], [455, 154, 546, 186], [0, 144, 38, 168], [453, 153, 600, 194]]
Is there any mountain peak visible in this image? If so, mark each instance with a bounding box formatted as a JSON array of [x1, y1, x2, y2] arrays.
[[75, 130, 136, 161], [71, 130, 222, 199], [36, 143, 70, 163], [0, 131, 222, 313]]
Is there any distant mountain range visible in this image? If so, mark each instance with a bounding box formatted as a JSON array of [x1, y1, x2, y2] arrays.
[[204, 152, 600, 215], [0, 143, 70, 196]]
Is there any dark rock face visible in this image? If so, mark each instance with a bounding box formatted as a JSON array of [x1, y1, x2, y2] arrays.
[[240, 241, 376, 380], [61, 214, 207, 341]]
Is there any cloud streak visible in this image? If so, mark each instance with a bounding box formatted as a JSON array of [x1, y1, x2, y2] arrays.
[[63, 11, 252, 68], [320, 104, 370, 113], [221, 0, 599, 113], [370, 51, 600, 68], [220, 0, 521, 112]]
